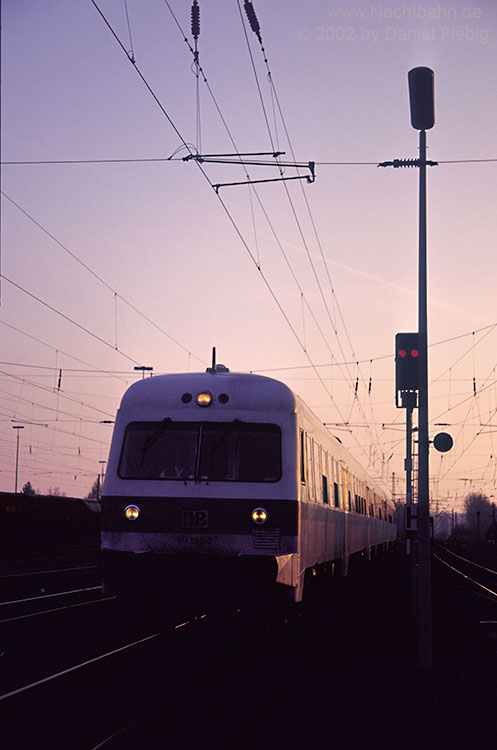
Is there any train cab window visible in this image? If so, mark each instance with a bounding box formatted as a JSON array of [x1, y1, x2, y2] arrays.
[[118, 420, 281, 482], [199, 422, 281, 482], [119, 421, 198, 480]]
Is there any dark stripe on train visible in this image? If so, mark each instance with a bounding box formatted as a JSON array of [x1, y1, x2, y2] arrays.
[[101, 496, 298, 535]]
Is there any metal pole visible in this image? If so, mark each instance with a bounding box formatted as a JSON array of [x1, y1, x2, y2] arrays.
[[98, 460, 106, 500], [15, 429, 20, 493], [406, 405, 413, 507], [13, 425, 24, 494], [417, 127, 432, 670]]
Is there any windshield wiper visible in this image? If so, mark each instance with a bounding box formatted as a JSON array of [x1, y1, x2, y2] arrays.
[[198, 419, 242, 481], [140, 417, 172, 465]]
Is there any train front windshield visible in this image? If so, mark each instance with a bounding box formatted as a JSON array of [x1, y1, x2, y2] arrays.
[[118, 421, 282, 482]]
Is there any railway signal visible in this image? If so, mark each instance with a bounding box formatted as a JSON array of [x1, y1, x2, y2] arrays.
[[433, 432, 453, 453], [384, 67, 435, 670], [408, 66, 435, 131], [395, 332, 420, 402]]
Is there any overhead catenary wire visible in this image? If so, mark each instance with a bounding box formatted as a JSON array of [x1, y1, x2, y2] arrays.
[[1, 191, 206, 367], [160, 2, 338, 365], [0, 274, 143, 367], [89, 0, 497, 494], [238, 0, 387, 473], [3, 156, 497, 166], [0, 369, 115, 420], [4, 4, 495, 499], [191, 0, 202, 153], [90, 0, 358, 436]]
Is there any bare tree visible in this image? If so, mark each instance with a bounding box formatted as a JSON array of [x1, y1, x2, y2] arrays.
[[86, 478, 100, 499], [47, 486, 66, 497], [463, 492, 493, 541]]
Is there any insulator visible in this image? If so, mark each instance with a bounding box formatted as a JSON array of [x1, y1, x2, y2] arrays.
[[191, 0, 200, 40], [244, 0, 261, 41], [393, 158, 419, 168]]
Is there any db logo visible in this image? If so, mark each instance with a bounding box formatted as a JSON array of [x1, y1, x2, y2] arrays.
[[181, 510, 209, 529]]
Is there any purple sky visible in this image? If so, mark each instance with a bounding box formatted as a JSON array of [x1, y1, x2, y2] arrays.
[[1, 1, 496, 514]]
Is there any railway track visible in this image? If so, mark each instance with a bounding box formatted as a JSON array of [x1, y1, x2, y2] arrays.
[[0, 544, 294, 748], [2, 545, 495, 748], [0, 548, 104, 624], [1, 598, 288, 749], [432, 541, 497, 686], [434, 543, 497, 603]]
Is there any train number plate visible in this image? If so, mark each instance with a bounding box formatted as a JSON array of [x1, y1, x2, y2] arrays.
[[181, 510, 209, 529]]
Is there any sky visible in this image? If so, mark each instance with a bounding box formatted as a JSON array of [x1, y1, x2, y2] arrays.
[[1, 0, 496, 518]]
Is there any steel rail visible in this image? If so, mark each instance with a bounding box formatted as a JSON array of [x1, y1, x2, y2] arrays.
[[0, 631, 161, 703], [439, 546, 497, 577], [434, 554, 497, 600], [0, 585, 101, 607], [0, 595, 116, 624], [0, 564, 97, 579]]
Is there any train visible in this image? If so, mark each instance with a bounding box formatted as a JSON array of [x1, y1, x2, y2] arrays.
[[100, 363, 397, 608]]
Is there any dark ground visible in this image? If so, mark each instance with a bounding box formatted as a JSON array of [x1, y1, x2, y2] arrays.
[[3, 543, 496, 750], [115, 545, 497, 750]]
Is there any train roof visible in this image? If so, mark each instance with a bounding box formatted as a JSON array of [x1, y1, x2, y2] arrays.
[[118, 370, 297, 413]]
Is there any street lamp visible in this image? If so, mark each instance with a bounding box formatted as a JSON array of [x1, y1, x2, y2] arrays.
[[134, 366, 153, 379], [12, 425, 24, 493]]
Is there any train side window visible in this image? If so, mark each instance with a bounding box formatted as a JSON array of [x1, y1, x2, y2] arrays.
[[334, 482, 339, 508], [314, 441, 322, 503], [300, 430, 306, 484], [348, 490, 352, 512], [307, 435, 315, 500], [322, 475, 329, 505]]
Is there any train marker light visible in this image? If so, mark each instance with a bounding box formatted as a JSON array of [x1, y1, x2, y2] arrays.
[[251, 507, 268, 524], [124, 505, 140, 520], [196, 391, 213, 407]]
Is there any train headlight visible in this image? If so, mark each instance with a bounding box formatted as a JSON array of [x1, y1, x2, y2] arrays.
[[251, 507, 268, 525], [196, 391, 213, 407], [124, 504, 140, 521]]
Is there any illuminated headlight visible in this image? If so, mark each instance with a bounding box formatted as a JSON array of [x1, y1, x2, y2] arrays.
[[124, 505, 140, 521], [251, 507, 268, 525], [196, 391, 213, 407]]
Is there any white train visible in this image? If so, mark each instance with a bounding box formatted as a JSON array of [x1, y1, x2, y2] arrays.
[[101, 364, 396, 606]]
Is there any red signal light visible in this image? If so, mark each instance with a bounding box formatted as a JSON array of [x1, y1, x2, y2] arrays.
[[411, 349, 419, 358], [399, 349, 407, 358]]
